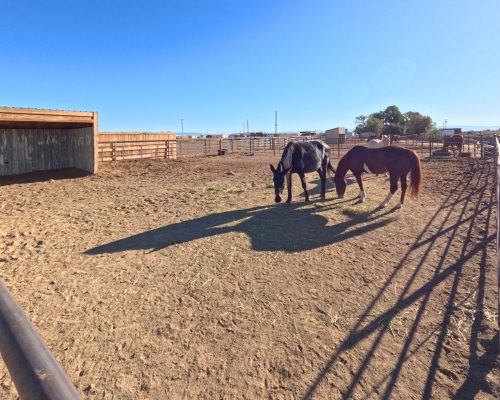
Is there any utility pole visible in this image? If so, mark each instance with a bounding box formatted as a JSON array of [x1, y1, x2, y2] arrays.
[[275, 110, 278, 136], [246, 120, 249, 135], [181, 119, 184, 135], [444, 119, 448, 129]]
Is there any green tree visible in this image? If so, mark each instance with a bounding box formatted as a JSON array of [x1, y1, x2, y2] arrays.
[[404, 111, 433, 135], [383, 105, 404, 126], [355, 115, 384, 135], [371, 111, 385, 121], [354, 105, 434, 137], [382, 124, 402, 136], [355, 115, 367, 127], [363, 116, 384, 135]]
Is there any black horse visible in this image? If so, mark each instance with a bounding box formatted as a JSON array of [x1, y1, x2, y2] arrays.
[[270, 140, 336, 203]]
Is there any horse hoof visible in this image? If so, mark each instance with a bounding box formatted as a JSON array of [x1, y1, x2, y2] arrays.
[[286, 199, 291, 204]]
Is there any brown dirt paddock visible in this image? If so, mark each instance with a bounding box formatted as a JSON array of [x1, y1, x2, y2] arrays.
[[0, 153, 498, 399]]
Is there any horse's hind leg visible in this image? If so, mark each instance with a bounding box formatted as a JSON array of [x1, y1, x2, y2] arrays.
[[397, 173, 408, 208], [354, 171, 366, 202], [317, 166, 326, 200], [299, 173, 309, 201], [285, 171, 293, 203], [380, 173, 398, 208]]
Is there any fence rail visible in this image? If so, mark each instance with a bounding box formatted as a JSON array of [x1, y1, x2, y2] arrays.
[[98, 133, 497, 163], [99, 140, 176, 162], [175, 136, 319, 157], [0, 280, 81, 399]]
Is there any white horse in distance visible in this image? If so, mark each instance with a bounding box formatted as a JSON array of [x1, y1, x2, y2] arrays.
[[367, 135, 390, 148], [366, 135, 390, 177]]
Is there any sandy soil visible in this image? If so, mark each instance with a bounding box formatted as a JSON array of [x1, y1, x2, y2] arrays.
[[0, 152, 498, 399]]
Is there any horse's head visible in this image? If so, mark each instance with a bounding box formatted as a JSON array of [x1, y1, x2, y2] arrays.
[[333, 174, 347, 198], [270, 163, 291, 203]]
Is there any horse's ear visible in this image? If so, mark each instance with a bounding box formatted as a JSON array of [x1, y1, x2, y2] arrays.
[[270, 164, 276, 173]]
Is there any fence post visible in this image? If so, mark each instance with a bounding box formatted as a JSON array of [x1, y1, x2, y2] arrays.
[[112, 142, 116, 161], [480, 134, 484, 159]]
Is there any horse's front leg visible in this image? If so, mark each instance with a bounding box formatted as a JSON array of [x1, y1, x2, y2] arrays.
[[299, 173, 309, 201], [354, 171, 366, 202], [380, 173, 399, 208], [285, 171, 293, 203]]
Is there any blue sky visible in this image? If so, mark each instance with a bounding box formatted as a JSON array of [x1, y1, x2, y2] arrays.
[[1, 1, 499, 133]]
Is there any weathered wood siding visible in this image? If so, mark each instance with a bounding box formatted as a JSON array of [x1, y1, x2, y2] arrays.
[[0, 127, 95, 176]]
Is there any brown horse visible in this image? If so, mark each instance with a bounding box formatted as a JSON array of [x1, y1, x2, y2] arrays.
[[442, 134, 464, 155], [333, 145, 422, 208], [390, 134, 400, 144]]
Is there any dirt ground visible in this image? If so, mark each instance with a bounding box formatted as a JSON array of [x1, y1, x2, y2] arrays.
[[0, 152, 499, 399]]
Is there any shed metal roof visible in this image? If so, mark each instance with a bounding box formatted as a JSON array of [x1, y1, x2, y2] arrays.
[[0, 107, 96, 129]]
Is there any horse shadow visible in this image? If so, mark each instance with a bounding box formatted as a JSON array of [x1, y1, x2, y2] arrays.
[[299, 175, 383, 200], [86, 201, 398, 255]]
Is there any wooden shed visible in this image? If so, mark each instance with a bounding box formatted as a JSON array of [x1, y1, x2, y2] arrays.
[[0, 107, 98, 176], [325, 127, 346, 144]]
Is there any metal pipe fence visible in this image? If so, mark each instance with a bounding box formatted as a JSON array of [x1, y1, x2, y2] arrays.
[[98, 133, 496, 163], [0, 280, 81, 399]]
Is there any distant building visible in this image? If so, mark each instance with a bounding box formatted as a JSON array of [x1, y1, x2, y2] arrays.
[[441, 128, 462, 136], [358, 131, 376, 139], [299, 131, 317, 136], [325, 127, 347, 144]]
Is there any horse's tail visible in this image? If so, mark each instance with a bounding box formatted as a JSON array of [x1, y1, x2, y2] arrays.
[[327, 160, 336, 175], [326, 160, 336, 187], [409, 150, 422, 198]]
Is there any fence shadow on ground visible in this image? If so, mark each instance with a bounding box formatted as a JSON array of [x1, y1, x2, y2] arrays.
[[302, 159, 499, 399]]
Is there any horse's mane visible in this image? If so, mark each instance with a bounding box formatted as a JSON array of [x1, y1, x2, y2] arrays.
[[279, 142, 295, 170]]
